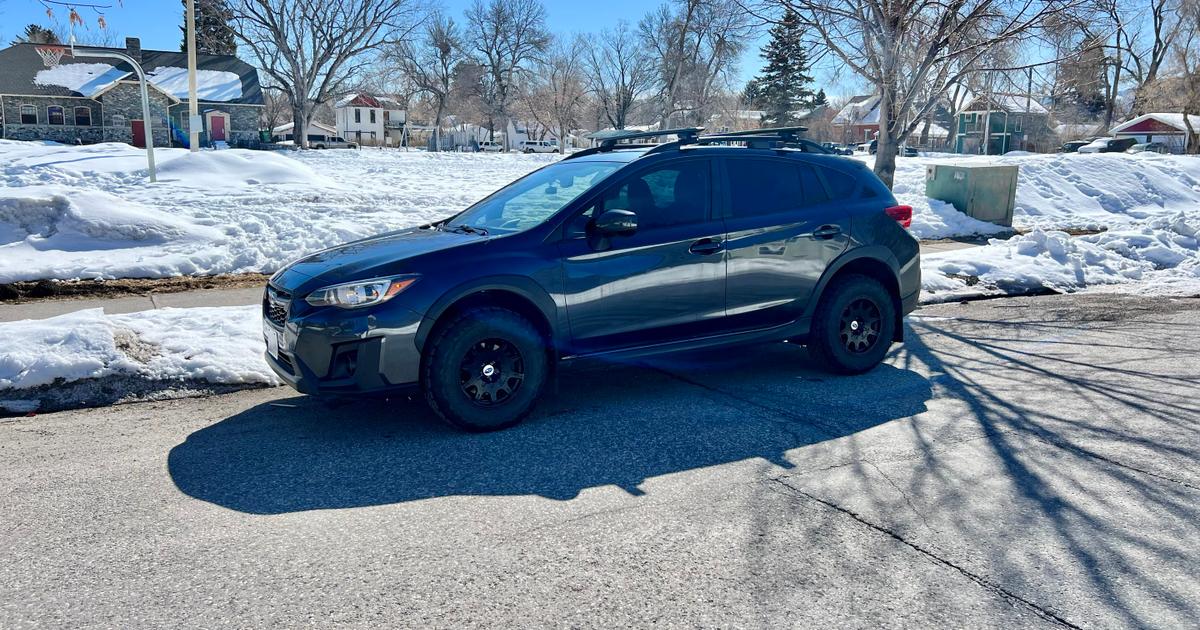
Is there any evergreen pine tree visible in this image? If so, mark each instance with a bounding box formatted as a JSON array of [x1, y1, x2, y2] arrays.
[[751, 9, 816, 126], [811, 89, 828, 109], [12, 24, 60, 46], [180, 0, 237, 56]]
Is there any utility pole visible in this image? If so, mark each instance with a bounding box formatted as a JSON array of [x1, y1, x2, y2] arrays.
[[186, 0, 200, 152]]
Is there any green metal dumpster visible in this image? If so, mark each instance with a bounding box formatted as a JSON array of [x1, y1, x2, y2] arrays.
[[924, 163, 1019, 227]]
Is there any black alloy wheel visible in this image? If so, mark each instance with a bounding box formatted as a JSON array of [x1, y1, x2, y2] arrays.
[[459, 338, 525, 406], [839, 298, 882, 354]]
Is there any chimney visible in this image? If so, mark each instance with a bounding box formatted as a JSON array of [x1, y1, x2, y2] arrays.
[[125, 37, 141, 62]]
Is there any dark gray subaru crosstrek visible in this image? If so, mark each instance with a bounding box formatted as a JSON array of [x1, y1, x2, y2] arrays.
[[264, 128, 920, 431]]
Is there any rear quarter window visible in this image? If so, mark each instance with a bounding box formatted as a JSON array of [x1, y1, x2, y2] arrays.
[[821, 166, 860, 198]]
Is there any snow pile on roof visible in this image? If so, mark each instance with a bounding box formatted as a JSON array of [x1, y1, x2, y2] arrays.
[[921, 211, 1200, 301], [34, 63, 127, 97], [145, 66, 242, 102], [0, 305, 278, 411], [1111, 113, 1196, 133]]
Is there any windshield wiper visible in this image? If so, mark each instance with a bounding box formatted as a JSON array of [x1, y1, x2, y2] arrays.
[[447, 224, 489, 236]]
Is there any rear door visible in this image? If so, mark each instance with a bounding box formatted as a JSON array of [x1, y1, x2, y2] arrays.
[[719, 156, 851, 330], [557, 157, 726, 352]]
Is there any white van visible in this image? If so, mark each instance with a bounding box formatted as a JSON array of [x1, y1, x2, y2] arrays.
[[478, 140, 503, 152], [520, 139, 558, 153]]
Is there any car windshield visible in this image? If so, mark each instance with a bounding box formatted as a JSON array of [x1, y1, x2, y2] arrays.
[[444, 160, 620, 235]]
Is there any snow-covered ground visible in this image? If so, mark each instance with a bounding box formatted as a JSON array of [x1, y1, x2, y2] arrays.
[[1, 140, 557, 283], [4, 139, 1200, 283]]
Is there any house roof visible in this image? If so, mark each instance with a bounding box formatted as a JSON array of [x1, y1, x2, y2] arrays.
[[832, 94, 880, 125], [0, 42, 262, 105], [1110, 113, 1194, 134], [335, 93, 402, 109], [272, 121, 337, 135], [960, 93, 1048, 115]]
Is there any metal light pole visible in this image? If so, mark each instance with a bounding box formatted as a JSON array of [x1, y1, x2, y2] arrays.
[[186, 0, 200, 152], [74, 47, 158, 181]]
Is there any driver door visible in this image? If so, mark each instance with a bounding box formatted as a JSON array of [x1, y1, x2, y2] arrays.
[[556, 157, 726, 353]]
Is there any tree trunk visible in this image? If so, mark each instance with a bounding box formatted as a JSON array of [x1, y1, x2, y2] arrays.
[[873, 75, 898, 189], [432, 100, 445, 152], [292, 105, 309, 150]]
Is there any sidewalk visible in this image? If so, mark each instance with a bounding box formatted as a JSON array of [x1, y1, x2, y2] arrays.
[[0, 287, 263, 323], [0, 241, 979, 323]]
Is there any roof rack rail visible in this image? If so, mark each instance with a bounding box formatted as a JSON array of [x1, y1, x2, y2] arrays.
[[566, 127, 705, 159], [701, 126, 808, 142]]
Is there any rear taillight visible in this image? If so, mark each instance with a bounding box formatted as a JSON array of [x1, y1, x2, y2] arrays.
[[885, 205, 912, 229]]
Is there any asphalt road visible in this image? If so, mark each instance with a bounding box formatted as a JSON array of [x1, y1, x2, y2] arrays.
[[2, 293, 1198, 628]]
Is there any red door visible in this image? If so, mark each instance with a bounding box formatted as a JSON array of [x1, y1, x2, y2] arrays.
[[131, 120, 146, 148], [210, 116, 226, 141]]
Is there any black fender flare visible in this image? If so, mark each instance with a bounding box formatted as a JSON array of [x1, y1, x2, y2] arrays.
[[802, 246, 902, 321], [414, 275, 562, 352]]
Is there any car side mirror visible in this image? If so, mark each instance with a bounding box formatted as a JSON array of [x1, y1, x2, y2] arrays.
[[592, 209, 638, 237]]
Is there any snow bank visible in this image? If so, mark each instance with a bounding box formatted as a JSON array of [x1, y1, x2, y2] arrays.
[[874, 152, 1200, 235], [0, 305, 277, 411], [921, 211, 1200, 301], [1, 141, 555, 282], [0, 186, 229, 282]]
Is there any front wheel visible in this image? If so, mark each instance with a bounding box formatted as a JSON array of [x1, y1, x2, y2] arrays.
[[806, 274, 896, 374], [422, 307, 549, 431]]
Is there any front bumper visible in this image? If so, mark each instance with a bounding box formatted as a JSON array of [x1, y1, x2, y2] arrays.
[[263, 291, 425, 396]]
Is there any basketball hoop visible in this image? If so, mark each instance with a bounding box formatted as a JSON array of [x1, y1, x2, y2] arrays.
[[35, 45, 70, 68]]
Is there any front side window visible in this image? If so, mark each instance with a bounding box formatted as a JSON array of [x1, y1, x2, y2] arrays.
[[20, 104, 37, 124], [74, 106, 92, 126], [47, 106, 65, 125], [590, 160, 711, 230], [445, 160, 621, 235]]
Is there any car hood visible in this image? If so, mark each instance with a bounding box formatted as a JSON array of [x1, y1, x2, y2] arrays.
[[272, 227, 479, 294]]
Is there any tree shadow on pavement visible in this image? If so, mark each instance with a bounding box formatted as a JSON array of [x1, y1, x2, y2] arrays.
[[167, 343, 932, 514]]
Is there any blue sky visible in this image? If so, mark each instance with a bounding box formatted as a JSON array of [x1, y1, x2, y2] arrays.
[[1, 0, 773, 86]]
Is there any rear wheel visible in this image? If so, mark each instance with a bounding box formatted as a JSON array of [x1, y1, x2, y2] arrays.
[[807, 274, 896, 374], [422, 307, 548, 431]]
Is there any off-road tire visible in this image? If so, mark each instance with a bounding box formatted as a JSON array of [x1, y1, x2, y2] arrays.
[[422, 307, 548, 432], [807, 274, 896, 374]]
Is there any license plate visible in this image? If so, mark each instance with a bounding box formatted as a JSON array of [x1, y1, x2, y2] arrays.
[[264, 322, 282, 358]]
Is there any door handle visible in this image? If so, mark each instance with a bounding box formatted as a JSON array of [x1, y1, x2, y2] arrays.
[[812, 225, 842, 239], [689, 238, 724, 255]]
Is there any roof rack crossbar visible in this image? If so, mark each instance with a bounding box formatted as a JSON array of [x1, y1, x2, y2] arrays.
[[586, 127, 704, 149], [701, 126, 808, 141]]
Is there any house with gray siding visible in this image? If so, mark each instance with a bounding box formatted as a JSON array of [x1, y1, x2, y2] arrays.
[[0, 38, 263, 148]]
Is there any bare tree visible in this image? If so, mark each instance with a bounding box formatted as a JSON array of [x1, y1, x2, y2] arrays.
[[764, 0, 1072, 188], [585, 20, 654, 130], [641, 0, 753, 129], [389, 12, 463, 150], [228, 0, 426, 149], [465, 0, 551, 149], [521, 37, 589, 152]]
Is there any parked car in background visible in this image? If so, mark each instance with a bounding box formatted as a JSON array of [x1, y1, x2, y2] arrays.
[[263, 127, 920, 431], [1077, 137, 1138, 153], [1058, 140, 1091, 153], [520, 140, 559, 153], [822, 142, 854, 155], [311, 136, 357, 150], [478, 140, 504, 152], [1127, 142, 1169, 154], [899, 145, 919, 157]]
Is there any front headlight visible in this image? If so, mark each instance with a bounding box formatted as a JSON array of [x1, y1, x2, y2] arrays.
[[304, 275, 418, 309]]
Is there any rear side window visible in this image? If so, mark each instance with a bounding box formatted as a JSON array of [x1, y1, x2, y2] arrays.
[[821, 166, 859, 198], [725, 158, 827, 218]]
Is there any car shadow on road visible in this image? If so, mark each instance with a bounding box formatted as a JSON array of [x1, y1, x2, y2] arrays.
[[167, 342, 932, 514]]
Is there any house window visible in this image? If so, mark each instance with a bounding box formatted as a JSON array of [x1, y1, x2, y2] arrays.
[[47, 106, 65, 125], [75, 106, 92, 126], [369, 109, 376, 124], [354, 108, 361, 123], [112, 114, 125, 127], [1013, 115, 1022, 132], [20, 104, 37, 124]]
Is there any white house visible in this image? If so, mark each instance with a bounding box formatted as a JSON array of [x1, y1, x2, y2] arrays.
[[334, 93, 406, 147]]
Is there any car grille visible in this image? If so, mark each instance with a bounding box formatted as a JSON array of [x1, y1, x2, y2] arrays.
[[264, 285, 290, 327]]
